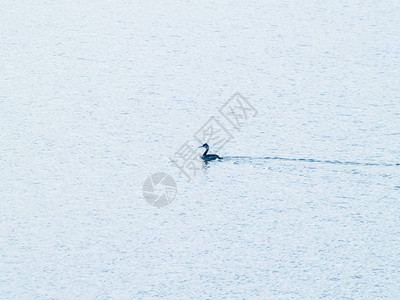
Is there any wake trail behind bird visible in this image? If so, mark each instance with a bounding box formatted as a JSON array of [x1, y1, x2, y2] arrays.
[[222, 156, 399, 167]]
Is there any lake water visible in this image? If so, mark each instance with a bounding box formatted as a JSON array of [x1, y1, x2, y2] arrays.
[[1, 0, 399, 298]]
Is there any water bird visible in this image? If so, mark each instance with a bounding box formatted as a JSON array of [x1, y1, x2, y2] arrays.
[[199, 143, 222, 161]]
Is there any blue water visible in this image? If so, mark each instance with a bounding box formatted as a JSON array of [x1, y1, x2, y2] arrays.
[[1, 0, 399, 298]]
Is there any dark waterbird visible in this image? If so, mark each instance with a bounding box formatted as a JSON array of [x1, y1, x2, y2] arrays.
[[199, 143, 222, 161]]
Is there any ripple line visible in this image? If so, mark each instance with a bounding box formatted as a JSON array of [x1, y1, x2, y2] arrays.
[[224, 156, 399, 167]]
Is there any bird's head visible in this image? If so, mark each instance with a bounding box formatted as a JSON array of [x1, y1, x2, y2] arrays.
[[199, 143, 209, 150]]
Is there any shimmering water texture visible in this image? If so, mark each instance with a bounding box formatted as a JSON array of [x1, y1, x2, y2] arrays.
[[1, 0, 399, 298]]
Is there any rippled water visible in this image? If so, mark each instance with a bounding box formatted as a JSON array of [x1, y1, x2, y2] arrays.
[[1, 0, 399, 298]]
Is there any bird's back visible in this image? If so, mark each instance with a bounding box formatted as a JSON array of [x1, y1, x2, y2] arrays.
[[202, 154, 221, 161]]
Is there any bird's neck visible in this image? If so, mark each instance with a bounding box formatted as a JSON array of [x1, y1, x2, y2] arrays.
[[203, 148, 209, 156]]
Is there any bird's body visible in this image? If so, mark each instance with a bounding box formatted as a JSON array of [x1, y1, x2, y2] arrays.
[[199, 143, 221, 161]]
